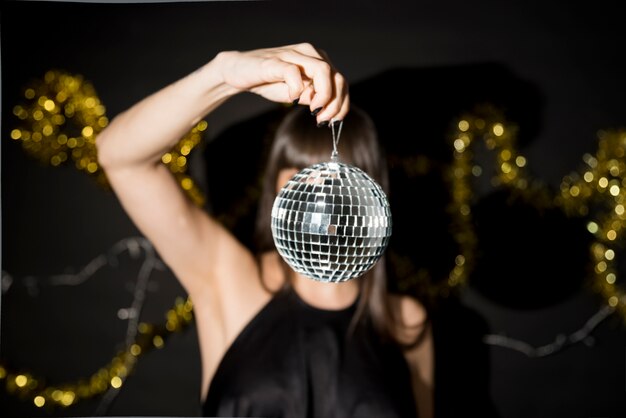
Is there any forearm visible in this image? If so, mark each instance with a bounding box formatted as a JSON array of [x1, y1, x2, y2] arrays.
[[96, 53, 236, 170], [96, 43, 350, 170]]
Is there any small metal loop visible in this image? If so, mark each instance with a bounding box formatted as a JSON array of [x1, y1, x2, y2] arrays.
[[330, 119, 344, 161]]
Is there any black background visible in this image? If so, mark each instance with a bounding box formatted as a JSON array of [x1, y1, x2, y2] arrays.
[[1, 0, 626, 417]]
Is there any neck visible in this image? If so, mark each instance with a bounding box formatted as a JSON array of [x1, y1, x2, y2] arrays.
[[260, 251, 361, 310], [292, 273, 360, 310]]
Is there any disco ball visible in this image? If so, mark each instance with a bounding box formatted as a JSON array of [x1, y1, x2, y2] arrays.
[[271, 160, 392, 283]]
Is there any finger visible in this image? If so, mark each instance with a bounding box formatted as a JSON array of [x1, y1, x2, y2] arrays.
[[296, 47, 346, 118], [336, 92, 350, 121], [291, 42, 324, 60], [316, 48, 332, 65], [281, 63, 305, 102], [276, 50, 334, 111], [316, 72, 349, 123], [263, 58, 305, 102], [297, 80, 315, 106], [249, 82, 291, 101], [313, 49, 340, 77]]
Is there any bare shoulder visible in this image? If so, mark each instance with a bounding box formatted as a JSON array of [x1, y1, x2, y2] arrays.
[[390, 295, 435, 417], [389, 293, 430, 346], [390, 293, 429, 327]]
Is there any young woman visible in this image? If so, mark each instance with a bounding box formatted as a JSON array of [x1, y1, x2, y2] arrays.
[[96, 43, 433, 418]]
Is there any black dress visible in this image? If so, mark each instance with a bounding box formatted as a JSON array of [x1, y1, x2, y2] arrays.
[[202, 288, 417, 418]]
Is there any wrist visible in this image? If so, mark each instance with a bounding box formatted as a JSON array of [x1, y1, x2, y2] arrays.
[[202, 51, 241, 98]]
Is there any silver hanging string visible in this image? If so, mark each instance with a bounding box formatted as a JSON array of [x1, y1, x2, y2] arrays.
[[330, 119, 343, 161]]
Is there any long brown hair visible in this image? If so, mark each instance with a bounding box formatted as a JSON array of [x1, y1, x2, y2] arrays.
[[254, 104, 397, 341]]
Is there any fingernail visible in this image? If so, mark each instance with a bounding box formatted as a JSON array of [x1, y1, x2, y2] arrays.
[[292, 98, 299, 106], [311, 107, 322, 116], [317, 120, 329, 128]]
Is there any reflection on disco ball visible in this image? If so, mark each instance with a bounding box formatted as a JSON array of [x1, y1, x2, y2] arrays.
[[271, 161, 392, 283]]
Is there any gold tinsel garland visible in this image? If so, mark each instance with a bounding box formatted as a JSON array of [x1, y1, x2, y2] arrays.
[[10, 71, 108, 183], [0, 298, 193, 408], [10, 70, 206, 207], [557, 130, 626, 317], [3, 70, 204, 409], [446, 105, 625, 318], [389, 104, 625, 319], [388, 105, 522, 300]]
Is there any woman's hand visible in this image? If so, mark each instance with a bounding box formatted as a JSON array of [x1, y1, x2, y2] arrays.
[[214, 43, 349, 123]]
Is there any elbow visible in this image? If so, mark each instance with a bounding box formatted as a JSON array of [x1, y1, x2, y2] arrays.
[[95, 114, 123, 170], [95, 130, 111, 170]]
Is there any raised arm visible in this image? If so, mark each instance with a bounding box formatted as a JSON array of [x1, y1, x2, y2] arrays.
[[95, 43, 349, 299]]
